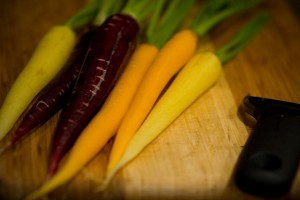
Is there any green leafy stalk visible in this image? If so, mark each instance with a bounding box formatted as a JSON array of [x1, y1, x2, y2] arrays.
[[64, 0, 102, 29], [156, 0, 196, 48], [146, 0, 167, 41], [190, 0, 263, 36], [189, 0, 230, 28], [122, 0, 155, 23], [93, 0, 126, 26], [147, 0, 196, 48], [159, 0, 181, 26], [215, 12, 269, 63]]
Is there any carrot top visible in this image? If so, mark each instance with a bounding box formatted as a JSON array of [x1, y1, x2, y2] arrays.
[[93, 0, 127, 25], [189, 0, 264, 36], [63, 0, 102, 29], [146, 0, 196, 48], [215, 12, 269, 63], [121, 0, 155, 24]]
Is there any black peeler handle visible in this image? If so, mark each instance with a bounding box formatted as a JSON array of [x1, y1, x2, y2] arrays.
[[234, 95, 300, 197]]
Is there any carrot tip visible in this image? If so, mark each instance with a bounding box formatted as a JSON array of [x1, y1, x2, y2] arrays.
[[94, 180, 109, 192], [94, 170, 116, 192], [82, 169, 104, 184]]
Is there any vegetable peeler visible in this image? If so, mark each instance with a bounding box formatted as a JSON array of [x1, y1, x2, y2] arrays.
[[234, 95, 300, 197]]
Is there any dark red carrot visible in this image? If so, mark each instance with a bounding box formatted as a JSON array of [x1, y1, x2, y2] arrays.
[[0, 28, 94, 156], [1, 30, 94, 150], [47, 13, 139, 177]]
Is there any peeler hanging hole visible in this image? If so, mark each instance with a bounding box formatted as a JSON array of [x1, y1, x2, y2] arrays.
[[249, 152, 282, 171]]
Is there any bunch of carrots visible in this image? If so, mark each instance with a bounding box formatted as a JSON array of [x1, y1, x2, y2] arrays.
[[0, 0, 269, 199]]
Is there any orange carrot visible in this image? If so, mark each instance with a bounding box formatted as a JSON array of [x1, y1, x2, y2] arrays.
[[106, 29, 198, 173]]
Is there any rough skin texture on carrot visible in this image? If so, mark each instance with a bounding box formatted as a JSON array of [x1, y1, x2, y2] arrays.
[[0, 26, 76, 141], [100, 52, 222, 190], [106, 29, 198, 174], [23, 44, 158, 200], [47, 14, 139, 177]]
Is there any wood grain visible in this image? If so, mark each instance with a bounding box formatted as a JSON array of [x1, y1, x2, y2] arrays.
[[1, 0, 300, 199]]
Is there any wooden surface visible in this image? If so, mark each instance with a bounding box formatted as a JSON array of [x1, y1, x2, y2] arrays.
[[1, 0, 300, 199]]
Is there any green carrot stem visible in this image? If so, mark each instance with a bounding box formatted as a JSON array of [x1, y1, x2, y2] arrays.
[[122, 0, 154, 23], [155, 0, 196, 48], [146, 0, 168, 44], [64, 0, 101, 29], [159, 0, 180, 26], [215, 11, 269, 63], [133, 3, 156, 25], [123, 0, 139, 11], [190, 0, 263, 36], [147, 0, 196, 48], [93, 0, 126, 26], [189, 0, 229, 28]]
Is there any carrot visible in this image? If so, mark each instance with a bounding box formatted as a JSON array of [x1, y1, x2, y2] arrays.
[[100, 11, 269, 190], [106, 29, 198, 172], [0, 1, 101, 142], [46, 0, 156, 178], [105, 0, 263, 177], [0, 30, 94, 155], [0, 0, 124, 155], [23, 1, 195, 198], [47, 13, 140, 177], [0, 27, 75, 141]]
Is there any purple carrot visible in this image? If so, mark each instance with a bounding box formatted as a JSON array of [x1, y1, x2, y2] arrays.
[[0, 30, 95, 155], [48, 14, 139, 176]]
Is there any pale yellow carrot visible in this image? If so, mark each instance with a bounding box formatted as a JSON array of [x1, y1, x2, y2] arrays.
[[0, 26, 75, 141], [100, 52, 222, 190], [106, 29, 198, 174], [24, 44, 158, 200]]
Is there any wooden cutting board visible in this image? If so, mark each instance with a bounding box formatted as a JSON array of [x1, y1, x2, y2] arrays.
[[1, 0, 300, 199]]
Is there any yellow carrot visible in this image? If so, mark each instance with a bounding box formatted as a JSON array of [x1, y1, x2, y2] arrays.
[[0, 26, 76, 140], [23, 44, 158, 200], [106, 29, 198, 174], [100, 52, 221, 190]]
